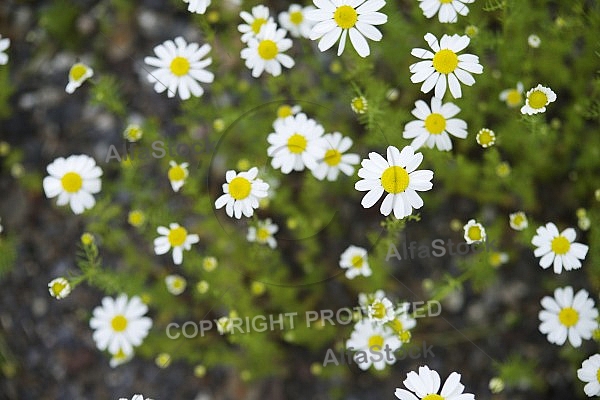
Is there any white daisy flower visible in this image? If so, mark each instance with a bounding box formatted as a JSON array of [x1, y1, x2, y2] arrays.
[[367, 295, 395, 324], [355, 145, 434, 219], [110, 348, 133, 368], [278, 4, 315, 38], [499, 82, 524, 108], [203, 256, 218, 272], [358, 290, 385, 313], [48, 277, 71, 299], [306, 0, 388, 58], [238, 5, 272, 43], [475, 128, 496, 148], [463, 219, 486, 244], [528, 34, 541, 48], [267, 113, 325, 173], [339, 245, 372, 279], [183, 0, 210, 14], [312, 132, 360, 181], [66, 63, 94, 94], [144, 37, 214, 100], [168, 161, 189, 192], [532, 222, 589, 273], [42, 154, 103, 215], [345, 319, 401, 370], [154, 223, 200, 265], [578, 354, 600, 397], [89, 294, 152, 356], [351, 96, 368, 114], [275, 104, 301, 123], [395, 365, 475, 400], [165, 274, 187, 295], [119, 395, 153, 400], [0, 35, 10, 65], [520, 84, 556, 115], [410, 33, 483, 99], [538, 286, 598, 347], [417, 0, 474, 23], [247, 218, 279, 249], [240, 21, 295, 78], [509, 211, 528, 230], [215, 167, 270, 219], [403, 97, 468, 151]]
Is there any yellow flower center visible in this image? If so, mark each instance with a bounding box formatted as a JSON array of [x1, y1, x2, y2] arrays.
[[168, 165, 186, 181], [597, 368, 600, 384], [424, 113, 447, 134], [172, 278, 184, 288], [168, 226, 188, 247], [477, 129, 495, 146], [468, 225, 482, 241], [440, 0, 453, 3], [433, 49, 459, 74], [371, 302, 387, 319], [229, 177, 252, 200], [398, 330, 412, 343], [528, 90, 548, 109], [368, 334, 384, 349], [324, 149, 342, 166], [558, 307, 579, 327], [111, 315, 128, 332], [352, 97, 367, 112], [423, 395, 444, 400], [512, 214, 525, 226], [506, 89, 522, 106], [290, 10, 304, 25], [170, 56, 190, 77], [70, 64, 88, 81], [287, 133, 307, 154], [61, 172, 83, 193], [128, 210, 145, 227], [277, 105, 293, 119], [257, 227, 270, 241], [258, 39, 278, 60], [334, 5, 358, 29], [351, 254, 363, 268], [251, 18, 267, 34], [51, 281, 66, 295], [381, 166, 409, 194], [551, 235, 570, 255]]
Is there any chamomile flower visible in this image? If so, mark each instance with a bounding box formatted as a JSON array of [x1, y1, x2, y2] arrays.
[[240, 21, 295, 78], [351, 96, 368, 114], [119, 395, 153, 400], [355, 145, 434, 219], [43, 154, 103, 215], [216, 316, 233, 334], [395, 366, 475, 400], [247, 218, 279, 249], [520, 84, 556, 115], [267, 113, 325, 173], [110, 348, 133, 368], [154, 223, 200, 265], [509, 211, 528, 231], [215, 167, 269, 219], [532, 222, 589, 274], [128, 210, 146, 227], [538, 286, 598, 347], [312, 132, 360, 181], [417, 0, 475, 23], [0, 35, 9, 65], [168, 161, 189, 192], [48, 277, 71, 299], [463, 219, 486, 244], [238, 5, 272, 43], [489, 251, 509, 268], [409, 33, 483, 99], [203, 256, 218, 271], [306, 0, 388, 58], [499, 82, 524, 107], [275, 104, 301, 123], [345, 319, 401, 370], [339, 245, 372, 279], [278, 4, 315, 38], [89, 294, 152, 356], [123, 124, 143, 142], [165, 274, 187, 295], [144, 37, 214, 100], [528, 34, 541, 48], [183, 0, 210, 14], [66, 63, 94, 94], [476, 128, 496, 148], [367, 294, 395, 324], [578, 354, 600, 397], [403, 97, 468, 151]]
